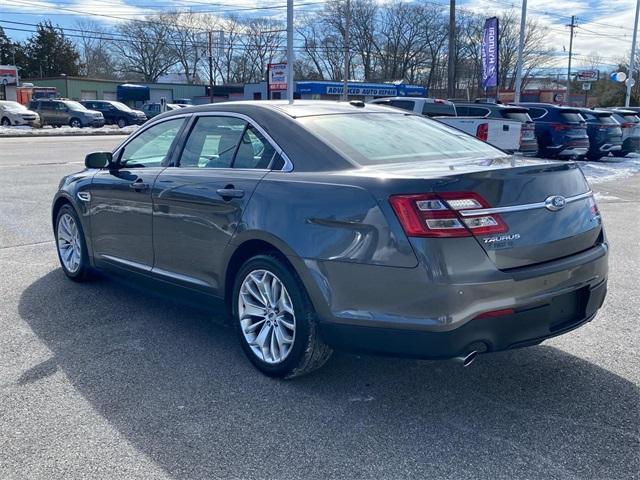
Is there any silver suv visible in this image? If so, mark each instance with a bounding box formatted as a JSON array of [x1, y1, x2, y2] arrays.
[[28, 99, 105, 128]]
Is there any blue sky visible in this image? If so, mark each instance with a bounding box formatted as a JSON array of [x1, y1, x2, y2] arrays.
[[1, 0, 635, 71]]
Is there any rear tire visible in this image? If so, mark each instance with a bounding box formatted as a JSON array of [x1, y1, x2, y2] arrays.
[[1, 117, 10, 126], [587, 153, 603, 161], [232, 254, 332, 379], [55, 205, 91, 282], [612, 151, 627, 158]]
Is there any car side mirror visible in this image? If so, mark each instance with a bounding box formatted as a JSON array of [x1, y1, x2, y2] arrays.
[[85, 151, 112, 169]]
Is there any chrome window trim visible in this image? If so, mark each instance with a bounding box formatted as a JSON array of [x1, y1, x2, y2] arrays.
[[190, 111, 294, 172], [458, 191, 593, 217]]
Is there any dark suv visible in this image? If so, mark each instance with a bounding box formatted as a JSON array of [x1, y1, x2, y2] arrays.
[[28, 99, 105, 128], [516, 103, 589, 159], [577, 109, 623, 160], [80, 100, 147, 128], [455, 102, 538, 156]]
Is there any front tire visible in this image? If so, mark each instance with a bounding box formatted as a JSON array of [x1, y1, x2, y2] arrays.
[[232, 254, 332, 379], [55, 205, 91, 281], [117, 117, 127, 128], [69, 118, 82, 128]]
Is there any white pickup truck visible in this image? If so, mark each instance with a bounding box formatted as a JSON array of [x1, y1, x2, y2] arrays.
[[369, 97, 533, 154]]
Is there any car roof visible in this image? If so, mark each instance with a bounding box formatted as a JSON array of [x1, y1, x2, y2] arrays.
[[159, 100, 408, 119]]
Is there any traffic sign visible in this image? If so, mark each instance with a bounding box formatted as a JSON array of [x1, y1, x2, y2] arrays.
[[582, 82, 591, 91]]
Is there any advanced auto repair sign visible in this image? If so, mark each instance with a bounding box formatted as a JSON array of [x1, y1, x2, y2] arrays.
[[268, 63, 288, 91]]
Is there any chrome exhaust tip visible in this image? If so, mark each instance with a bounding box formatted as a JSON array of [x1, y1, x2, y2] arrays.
[[454, 350, 479, 367]]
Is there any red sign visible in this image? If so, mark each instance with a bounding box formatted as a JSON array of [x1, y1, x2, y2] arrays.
[[268, 63, 288, 91]]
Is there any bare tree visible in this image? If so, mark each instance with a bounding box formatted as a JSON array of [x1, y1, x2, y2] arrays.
[[111, 15, 177, 82], [166, 12, 206, 84], [74, 19, 118, 79]]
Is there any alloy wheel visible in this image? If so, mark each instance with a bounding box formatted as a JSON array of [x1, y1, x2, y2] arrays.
[[57, 213, 82, 273], [238, 269, 296, 364]]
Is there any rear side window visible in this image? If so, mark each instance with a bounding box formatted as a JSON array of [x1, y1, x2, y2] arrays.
[[233, 126, 276, 169], [422, 102, 456, 117], [179, 116, 247, 168], [388, 100, 415, 112], [40, 102, 55, 111]]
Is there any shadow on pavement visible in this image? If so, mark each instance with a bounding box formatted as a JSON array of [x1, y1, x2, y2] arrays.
[[18, 270, 640, 479]]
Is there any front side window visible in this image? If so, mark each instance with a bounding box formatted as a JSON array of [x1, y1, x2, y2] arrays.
[[300, 112, 505, 167], [119, 118, 185, 168]]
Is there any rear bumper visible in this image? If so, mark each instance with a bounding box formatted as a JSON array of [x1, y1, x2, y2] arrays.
[[307, 241, 608, 360], [320, 280, 606, 359], [557, 146, 588, 157]]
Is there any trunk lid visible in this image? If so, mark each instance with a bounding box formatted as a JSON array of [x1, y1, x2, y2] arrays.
[[369, 157, 602, 270]]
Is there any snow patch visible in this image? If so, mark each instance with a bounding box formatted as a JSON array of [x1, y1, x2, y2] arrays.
[[578, 157, 640, 185], [0, 124, 139, 136], [593, 192, 621, 202]]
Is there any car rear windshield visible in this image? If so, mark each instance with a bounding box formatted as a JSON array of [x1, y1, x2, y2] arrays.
[[111, 101, 133, 112], [65, 101, 88, 111], [561, 112, 584, 123], [300, 112, 505, 166], [422, 102, 456, 117], [620, 114, 639, 123], [595, 114, 618, 125], [501, 109, 532, 122]]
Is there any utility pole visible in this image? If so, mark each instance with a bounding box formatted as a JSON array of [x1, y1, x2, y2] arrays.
[[447, 0, 456, 99], [625, 0, 640, 107], [513, 0, 527, 103], [287, 0, 294, 104], [566, 15, 576, 105], [343, 0, 351, 101], [208, 31, 214, 104]]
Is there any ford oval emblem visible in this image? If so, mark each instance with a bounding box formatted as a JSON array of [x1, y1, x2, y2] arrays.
[[545, 195, 566, 211]]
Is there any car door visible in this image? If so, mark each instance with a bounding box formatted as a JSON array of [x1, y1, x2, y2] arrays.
[[90, 117, 188, 272], [38, 101, 56, 125], [152, 114, 276, 293]]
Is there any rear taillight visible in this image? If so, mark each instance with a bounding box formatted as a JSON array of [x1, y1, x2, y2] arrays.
[[389, 192, 508, 238], [476, 123, 489, 141], [588, 196, 600, 218], [552, 123, 570, 131]]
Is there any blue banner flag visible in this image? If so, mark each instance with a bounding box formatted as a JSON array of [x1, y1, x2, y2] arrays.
[[481, 17, 499, 89]]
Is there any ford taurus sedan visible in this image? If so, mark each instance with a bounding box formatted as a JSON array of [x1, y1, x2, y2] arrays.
[[52, 101, 608, 378]]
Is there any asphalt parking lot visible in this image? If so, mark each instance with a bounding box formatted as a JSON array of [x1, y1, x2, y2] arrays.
[[1, 136, 638, 480]]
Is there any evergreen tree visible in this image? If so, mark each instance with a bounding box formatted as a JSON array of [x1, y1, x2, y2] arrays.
[[22, 21, 80, 77]]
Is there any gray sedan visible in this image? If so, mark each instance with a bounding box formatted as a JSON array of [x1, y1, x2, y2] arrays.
[[51, 101, 608, 378]]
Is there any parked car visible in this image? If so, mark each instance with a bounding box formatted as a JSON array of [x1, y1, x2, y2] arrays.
[[28, 98, 104, 128], [454, 102, 538, 156], [80, 100, 146, 127], [53, 101, 608, 378], [516, 103, 590, 160], [173, 98, 194, 105], [141, 102, 182, 119], [577, 109, 623, 160], [606, 108, 640, 157], [371, 97, 527, 154], [0, 100, 39, 126]]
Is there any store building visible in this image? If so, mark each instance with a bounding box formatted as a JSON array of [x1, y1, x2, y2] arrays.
[[244, 80, 427, 101], [18, 77, 244, 106]]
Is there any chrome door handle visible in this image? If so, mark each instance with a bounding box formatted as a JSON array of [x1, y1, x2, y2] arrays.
[[129, 181, 149, 191], [216, 188, 245, 199]]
